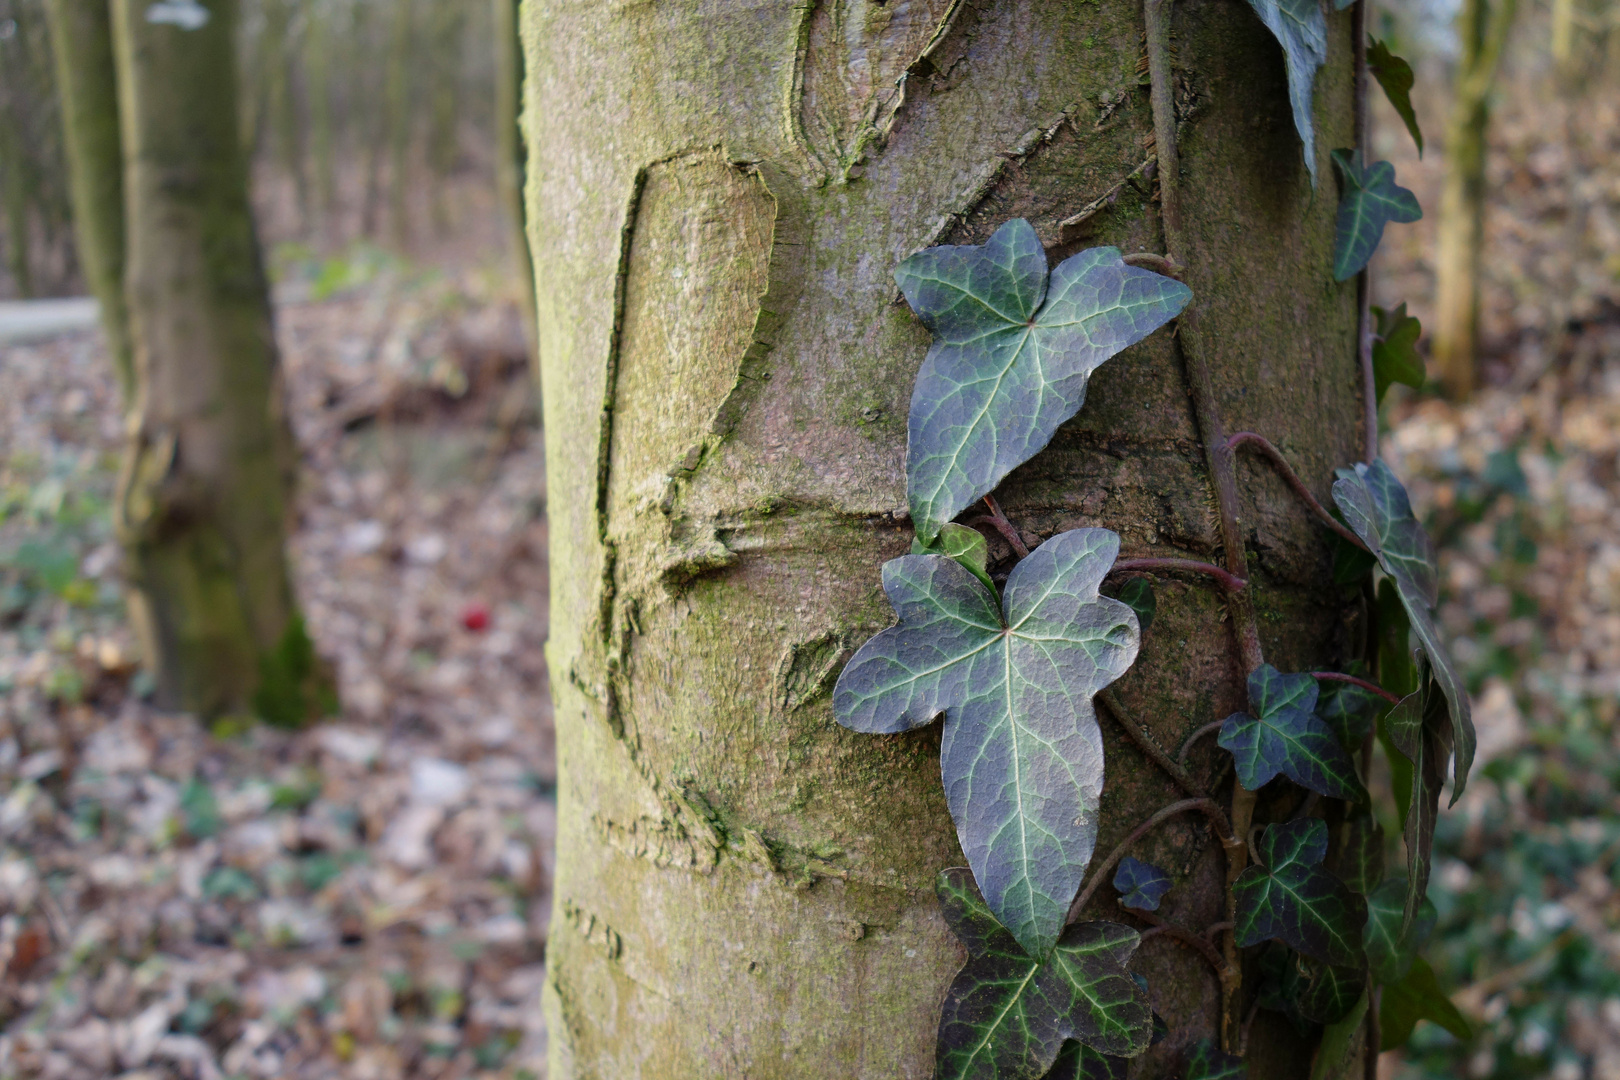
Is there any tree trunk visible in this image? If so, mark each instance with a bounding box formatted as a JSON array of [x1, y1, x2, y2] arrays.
[[111, 0, 326, 724], [492, 0, 535, 340], [526, 2, 1361, 1075], [44, 0, 134, 400], [1432, 0, 1515, 398]]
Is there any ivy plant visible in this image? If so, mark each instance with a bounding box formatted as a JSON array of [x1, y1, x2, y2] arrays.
[[1217, 665, 1367, 802], [1233, 819, 1368, 968], [1331, 150, 1422, 280], [1240, 0, 1327, 184]]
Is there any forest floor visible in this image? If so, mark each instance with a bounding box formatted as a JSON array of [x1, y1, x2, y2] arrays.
[[0, 247, 555, 1080]]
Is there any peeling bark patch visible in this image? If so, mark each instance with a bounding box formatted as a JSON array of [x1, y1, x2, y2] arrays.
[[774, 630, 851, 712], [561, 898, 624, 960]]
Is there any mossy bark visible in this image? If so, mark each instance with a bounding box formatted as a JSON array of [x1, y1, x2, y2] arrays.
[[44, 0, 134, 402], [111, 0, 323, 723], [526, 1, 1362, 1075]]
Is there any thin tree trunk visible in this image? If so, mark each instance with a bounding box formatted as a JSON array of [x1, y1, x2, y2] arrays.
[[492, 0, 535, 347], [528, 1, 1362, 1075], [305, 0, 336, 227], [111, 0, 328, 724], [1433, 0, 1516, 398], [384, 0, 412, 249], [44, 0, 134, 400]]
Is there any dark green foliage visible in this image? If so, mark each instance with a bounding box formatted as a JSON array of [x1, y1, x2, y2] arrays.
[[1218, 664, 1367, 802], [1364, 877, 1437, 984], [914, 523, 995, 593], [894, 220, 1190, 543], [1234, 819, 1368, 967], [1315, 677, 1384, 748], [1380, 956, 1470, 1050], [1299, 960, 1366, 1024], [1334, 813, 1385, 896], [835, 531, 1139, 958], [1367, 38, 1423, 155], [1184, 1038, 1246, 1078], [253, 615, 333, 728], [1112, 857, 1172, 912], [1256, 942, 1316, 1036], [1041, 1041, 1126, 1080], [1384, 674, 1452, 930], [1334, 460, 1475, 796], [934, 872, 1153, 1080], [1111, 578, 1155, 632], [1372, 303, 1426, 401], [1239, 0, 1327, 185], [1331, 150, 1422, 281]]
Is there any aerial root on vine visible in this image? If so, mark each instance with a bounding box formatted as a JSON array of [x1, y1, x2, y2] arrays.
[[1226, 432, 1369, 550], [1310, 670, 1402, 703], [1110, 557, 1248, 593], [1099, 689, 1206, 799], [1132, 910, 1234, 981], [1068, 797, 1237, 921]]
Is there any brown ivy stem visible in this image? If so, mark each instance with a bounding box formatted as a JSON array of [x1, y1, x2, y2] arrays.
[[1145, 0, 1264, 1050], [1099, 689, 1206, 799], [1121, 251, 1185, 279], [1178, 718, 1228, 768], [1134, 911, 1235, 982], [1310, 670, 1403, 704], [1226, 432, 1369, 550], [1110, 558, 1248, 593], [980, 494, 1029, 558], [1069, 797, 1238, 921], [1204, 920, 1235, 940]]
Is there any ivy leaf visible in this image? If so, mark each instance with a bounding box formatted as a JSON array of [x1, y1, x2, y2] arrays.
[[1185, 1038, 1247, 1079], [1331, 150, 1422, 281], [1299, 959, 1366, 1024], [896, 220, 1191, 544], [938, 866, 1015, 957], [1330, 527, 1378, 585], [1379, 956, 1470, 1050], [1333, 460, 1474, 798], [1315, 677, 1384, 749], [1240, 0, 1327, 185], [1234, 819, 1368, 968], [835, 529, 1140, 957], [1332, 812, 1384, 896], [1112, 857, 1172, 912], [1043, 1041, 1127, 1080], [1364, 877, 1437, 984], [1217, 665, 1367, 802], [1375, 578, 1419, 699], [1110, 578, 1155, 632], [1383, 674, 1451, 931], [1256, 942, 1314, 1035], [935, 875, 1154, 1078], [1372, 302, 1425, 402], [1367, 38, 1423, 155], [915, 523, 996, 594]]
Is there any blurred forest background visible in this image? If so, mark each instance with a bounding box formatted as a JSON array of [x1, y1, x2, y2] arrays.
[[0, 0, 1619, 1078]]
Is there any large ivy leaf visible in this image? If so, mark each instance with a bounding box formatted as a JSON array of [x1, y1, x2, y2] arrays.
[[1364, 877, 1437, 984], [1334, 460, 1474, 798], [1217, 665, 1367, 802], [896, 220, 1191, 544], [1185, 1038, 1246, 1079], [1299, 960, 1366, 1024], [1383, 674, 1451, 931], [1241, 0, 1327, 185], [1315, 677, 1384, 749], [1372, 303, 1425, 402], [915, 522, 995, 594], [935, 873, 1154, 1078], [1043, 1041, 1127, 1080], [1331, 150, 1422, 281], [1112, 857, 1172, 912], [835, 529, 1139, 957], [1234, 819, 1368, 968], [1368, 38, 1423, 155], [1379, 956, 1470, 1050], [1333, 812, 1384, 896]]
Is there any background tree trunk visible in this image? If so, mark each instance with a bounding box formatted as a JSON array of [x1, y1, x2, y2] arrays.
[[526, 1, 1361, 1075], [111, 0, 324, 723], [492, 0, 535, 342], [44, 0, 134, 401]]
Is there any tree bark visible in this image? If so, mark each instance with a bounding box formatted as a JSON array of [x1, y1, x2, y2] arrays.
[[111, 0, 324, 724], [492, 0, 536, 341], [44, 0, 134, 401], [526, 1, 1362, 1075]]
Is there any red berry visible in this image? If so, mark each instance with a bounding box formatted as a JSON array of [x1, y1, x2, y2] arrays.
[[460, 602, 491, 632]]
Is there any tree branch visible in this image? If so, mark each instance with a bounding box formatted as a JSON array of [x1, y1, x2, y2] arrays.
[[1226, 432, 1369, 550]]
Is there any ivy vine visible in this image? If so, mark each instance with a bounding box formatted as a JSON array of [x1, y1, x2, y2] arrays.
[[829, 4, 1458, 1077]]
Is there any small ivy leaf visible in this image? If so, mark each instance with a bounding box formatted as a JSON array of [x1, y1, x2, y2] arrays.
[[834, 529, 1140, 958], [1111, 577, 1156, 632], [1112, 857, 1173, 912], [914, 523, 995, 594], [1331, 150, 1422, 281], [1185, 1038, 1247, 1079], [1042, 1041, 1127, 1080], [1367, 38, 1423, 155], [1314, 677, 1384, 749], [1240, 0, 1327, 186], [1311, 989, 1371, 1080], [896, 219, 1192, 544], [1333, 460, 1474, 798], [1371, 302, 1425, 402], [935, 917, 1154, 1079], [1217, 665, 1367, 802], [1332, 812, 1384, 897], [1234, 818, 1369, 968], [1379, 955, 1471, 1050], [1364, 877, 1438, 984], [1298, 959, 1367, 1024], [1382, 673, 1451, 931]]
